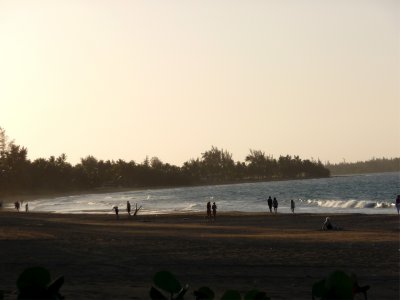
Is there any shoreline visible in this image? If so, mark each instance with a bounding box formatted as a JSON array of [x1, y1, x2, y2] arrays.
[[1, 171, 397, 207], [0, 211, 398, 299], [1, 175, 337, 204]]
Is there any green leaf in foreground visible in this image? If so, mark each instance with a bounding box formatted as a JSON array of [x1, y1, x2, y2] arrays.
[[221, 290, 241, 300], [325, 270, 353, 299], [16, 266, 64, 300], [312, 279, 327, 299], [153, 271, 182, 295], [193, 286, 215, 300], [150, 286, 168, 300], [16, 266, 51, 292], [244, 289, 270, 300]]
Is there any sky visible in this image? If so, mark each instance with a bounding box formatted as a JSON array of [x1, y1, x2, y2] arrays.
[[0, 0, 399, 166]]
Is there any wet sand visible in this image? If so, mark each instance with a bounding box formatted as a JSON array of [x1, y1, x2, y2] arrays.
[[0, 211, 398, 299]]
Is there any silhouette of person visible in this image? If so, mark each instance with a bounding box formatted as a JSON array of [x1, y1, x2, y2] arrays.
[[322, 217, 342, 230], [127, 201, 131, 216], [267, 196, 272, 213], [113, 206, 119, 219], [206, 201, 211, 220], [396, 195, 400, 215], [322, 217, 333, 230], [14, 201, 20, 212], [25, 203, 29, 213], [290, 199, 295, 213], [272, 197, 278, 213], [212, 202, 217, 221]]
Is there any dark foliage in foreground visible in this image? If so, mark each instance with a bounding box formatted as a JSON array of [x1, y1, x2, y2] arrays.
[[16, 266, 64, 300], [149, 270, 271, 300], [312, 270, 370, 300], [0, 267, 370, 300], [0, 127, 330, 196]]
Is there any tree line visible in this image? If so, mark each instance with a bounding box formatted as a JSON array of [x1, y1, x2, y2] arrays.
[[325, 157, 400, 175], [0, 127, 330, 196]]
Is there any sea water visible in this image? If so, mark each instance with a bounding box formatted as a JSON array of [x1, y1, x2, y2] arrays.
[[17, 172, 400, 215]]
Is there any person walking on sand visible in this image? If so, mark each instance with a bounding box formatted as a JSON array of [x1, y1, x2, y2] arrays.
[[272, 197, 278, 213], [14, 201, 20, 212], [267, 196, 273, 213], [212, 202, 217, 221], [127, 201, 131, 216], [290, 199, 295, 213], [113, 206, 119, 219], [206, 201, 211, 220], [396, 195, 400, 215]]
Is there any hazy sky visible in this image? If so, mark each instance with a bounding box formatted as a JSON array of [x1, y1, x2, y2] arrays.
[[1, 0, 399, 166]]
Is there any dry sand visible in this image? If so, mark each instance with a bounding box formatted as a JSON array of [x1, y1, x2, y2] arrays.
[[0, 211, 398, 299]]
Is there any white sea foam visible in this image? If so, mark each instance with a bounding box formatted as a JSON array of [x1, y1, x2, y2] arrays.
[[307, 199, 393, 209]]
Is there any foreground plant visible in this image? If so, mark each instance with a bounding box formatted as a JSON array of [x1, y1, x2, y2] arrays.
[[151, 271, 270, 300], [150, 271, 189, 300], [312, 270, 370, 300], [16, 266, 64, 300]]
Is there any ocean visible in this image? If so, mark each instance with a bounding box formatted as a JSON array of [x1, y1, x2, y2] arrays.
[[19, 172, 400, 215]]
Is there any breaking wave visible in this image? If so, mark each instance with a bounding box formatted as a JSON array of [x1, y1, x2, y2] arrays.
[[307, 199, 394, 209]]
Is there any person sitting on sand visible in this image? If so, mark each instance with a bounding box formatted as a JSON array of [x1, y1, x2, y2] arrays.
[[267, 196, 272, 213], [396, 195, 400, 215], [290, 199, 295, 213], [206, 201, 211, 220], [272, 197, 278, 213], [322, 217, 342, 230], [322, 217, 333, 230], [212, 202, 217, 221]]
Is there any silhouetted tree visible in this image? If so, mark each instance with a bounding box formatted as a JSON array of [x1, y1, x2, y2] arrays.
[[326, 158, 400, 175], [0, 128, 333, 196], [0, 127, 6, 154], [201, 146, 235, 182], [246, 149, 268, 179]]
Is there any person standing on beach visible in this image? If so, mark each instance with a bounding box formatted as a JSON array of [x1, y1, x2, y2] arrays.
[[127, 201, 131, 216], [206, 201, 211, 220], [396, 195, 400, 214], [212, 202, 217, 221], [14, 201, 20, 212], [267, 196, 272, 213], [290, 199, 295, 213], [25, 203, 29, 212], [272, 197, 278, 213]]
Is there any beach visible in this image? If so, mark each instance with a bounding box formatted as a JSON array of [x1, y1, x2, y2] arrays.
[[0, 211, 398, 299]]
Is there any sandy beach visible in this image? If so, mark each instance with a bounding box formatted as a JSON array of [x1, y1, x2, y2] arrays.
[[0, 211, 398, 299]]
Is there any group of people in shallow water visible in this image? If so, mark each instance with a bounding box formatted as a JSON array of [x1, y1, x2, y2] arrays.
[[266, 196, 296, 214]]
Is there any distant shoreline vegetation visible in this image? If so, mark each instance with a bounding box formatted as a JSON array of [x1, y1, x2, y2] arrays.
[[325, 157, 400, 175], [0, 127, 398, 197]]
